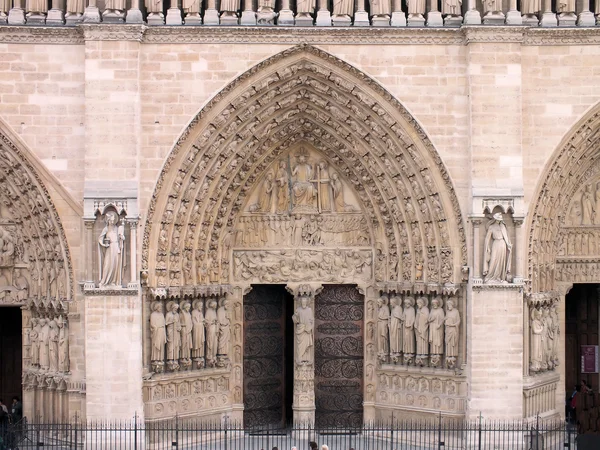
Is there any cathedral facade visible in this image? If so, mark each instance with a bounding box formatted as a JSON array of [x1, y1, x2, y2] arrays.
[[0, 6, 599, 430]]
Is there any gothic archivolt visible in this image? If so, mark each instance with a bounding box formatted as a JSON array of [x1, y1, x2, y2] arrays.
[[0, 122, 74, 304], [527, 103, 600, 294], [142, 45, 467, 291]]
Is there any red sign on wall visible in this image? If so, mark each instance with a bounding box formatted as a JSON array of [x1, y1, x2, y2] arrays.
[[581, 346, 599, 374]]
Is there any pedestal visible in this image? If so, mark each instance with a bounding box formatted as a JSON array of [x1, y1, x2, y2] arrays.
[[240, 10, 257, 24], [82, 6, 101, 23], [147, 12, 164, 25], [165, 7, 182, 24], [390, 11, 406, 26], [126, 8, 144, 23], [522, 13, 539, 25], [220, 12, 239, 24], [444, 14, 463, 26], [277, 8, 294, 25], [102, 10, 126, 23], [463, 8, 481, 24], [556, 11, 576, 26], [372, 14, 390, 26], [426, 10, 443, 26], [45, 8, 65, 25], [315, 9, 331, 25], [468, 285, 524, 419], [203, 9, 219, 24], [332, 14, 351, 26], [257, 7, 276, 24], [505, 9, 522, 24], [8, 8, 25, 24], [65, 12, 83, 25], [26, 13, 46, 25], [540, 11, 557, 26], [407, 13, 425, 26], [295, 12, 314, 25], [353, 10, 370, 26], [577, 10, 595, 26], [482, 11, 505, 24]]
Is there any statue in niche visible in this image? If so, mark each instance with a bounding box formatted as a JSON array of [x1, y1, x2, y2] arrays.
[[150, 301, 166, 372], [205, 299, 219, 367], [30, 318, 40, 367], [377, 296, 390, 363], [192, 300, 205, 368], [165, 302, 182, 371], [444, 299, 460, 369], [331, 172, 355, 212], [389, 296, 403, 363], [217, 298, 231, 366], [315, 161, 331, 213], [291, 150, 318, 213], [442, 0, 461, 16], [98, 211, 125, 287], [250, 172, 274, 213], [39, 318, 50, 371], [57, 315, 69, 373], [179, 301, 193, 369], [483, 212, 512, 284], [275, 161, 290, 214], [582, 185, 595, 225], [530, 308, 544, 373], [428, 297, 445, 368], [333, 0, 353, 18], [402, 296, 416, 365], [415, 296, 429, 367], [48, 318, 59, 373], [292, 292, 314, 366]]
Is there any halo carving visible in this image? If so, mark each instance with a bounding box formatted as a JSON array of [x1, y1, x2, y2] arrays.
[[142, 45, 467, 291]]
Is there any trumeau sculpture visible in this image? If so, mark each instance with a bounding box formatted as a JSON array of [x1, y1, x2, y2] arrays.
[[216, 297, 231, 367], [98, 210, 125, 288], [483, 212, 512, 284], [292, 291, 314, 366]]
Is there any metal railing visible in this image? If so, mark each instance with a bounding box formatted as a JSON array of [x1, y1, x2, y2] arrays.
[[0, 416, 580, 450]]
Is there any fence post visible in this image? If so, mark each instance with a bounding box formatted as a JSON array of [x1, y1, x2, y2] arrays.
[[438, 412, 444, 449], [134, 412, 138, 450], [73, 412, 78, 450], [478, 412, 482, 450], [224, 414, 229, 450]]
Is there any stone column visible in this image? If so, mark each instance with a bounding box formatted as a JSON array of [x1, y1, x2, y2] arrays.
[[166, 0, 183, 24], [240, 0, 257, 25], [471, 218, 482, 282], [126, 0, 144, 23], [540, 0, 557, 26], [129, 221, 138, 288], [426, 0, 443, 26], [390, 0, 406, 26], [84, 220, 95, 286], [83, 0, 101, 22], [513, 218, 524, 283], [576, 0, 595, 26], [46, 0, 65, 25], [354, 0, 370, 25], [505, 0, 522, 24], [316, 0, 332, 26], [8, 0, 26, 24], [463, 0, 481, 24]]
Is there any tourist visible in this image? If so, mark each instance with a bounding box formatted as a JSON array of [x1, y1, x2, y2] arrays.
[[10, 397, 22, 424]]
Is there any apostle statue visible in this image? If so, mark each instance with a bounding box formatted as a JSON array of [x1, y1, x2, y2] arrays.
[[428, 297, 445, 368], [48, 319, 59, 373], [30, 318, 40, 367], [26, 0, 48, 15], [150, 301, 166, 372], [180, 301, 193, 369], [217, 298, 231, 366], [415, 296, 429, 366], [444, 299, 460, 368], [57, 315, 69, 373], [550, 304, 559, 368], [98, 211, 125, 287], [192, 299, 206, 368], [275, 160, 290, 214], [402, 296, 416, 365], [165, 302, 182, 371], [530, 308, 544, 373], [39, 318, 50, 371], [291, 150, 317, 213], [205, 299, 219, 367], [377, 296, 390, 362], [389, 296, 403, 362], [483, 212, 512, 284], [292, 293, 314, 366]]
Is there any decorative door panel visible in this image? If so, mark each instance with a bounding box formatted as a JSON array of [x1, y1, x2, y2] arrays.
[[243, 285, 286, 429], [314, 285, 364, 427]]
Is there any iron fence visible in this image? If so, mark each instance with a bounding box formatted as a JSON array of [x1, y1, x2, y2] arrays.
[[0, 416, 582, 450]]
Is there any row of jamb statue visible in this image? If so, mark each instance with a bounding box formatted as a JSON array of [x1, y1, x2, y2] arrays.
[[377, 294, 461, 369], [150, 298, 230, 373]]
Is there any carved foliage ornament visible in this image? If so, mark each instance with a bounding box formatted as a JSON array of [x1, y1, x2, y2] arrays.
[[142, 45, 466, 290]]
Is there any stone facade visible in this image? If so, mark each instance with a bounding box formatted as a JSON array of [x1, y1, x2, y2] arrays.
[[0, 21, 600, 428]]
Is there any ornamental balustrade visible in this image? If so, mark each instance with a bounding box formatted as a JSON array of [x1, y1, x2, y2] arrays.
[[0, 0, 598, 27]]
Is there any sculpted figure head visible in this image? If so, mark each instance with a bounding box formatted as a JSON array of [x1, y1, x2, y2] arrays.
[[300, 295, 309, 308], [182, 302, 191, 312], [404, 296, 414, 308], [492, 212, 503, 223], [446, 299, 455, 311]]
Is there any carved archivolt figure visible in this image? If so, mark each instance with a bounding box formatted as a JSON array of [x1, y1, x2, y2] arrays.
[[402, 296, 416, 364], [389, 296, 403, 359], [444, 299, 460, 368], [428, 297, 445, 367], [377, 296, 390, 360], [192, 300, 205, 363], [98, 211, 125, 287], [180, 301, 193, 365], [165, 302, 182, 368], [582, 185, 595, 225], [415, 296, 429, 365], [292, 294, 314, 365], [483, 212, 512, 283], [530, 308, 544, 373], [275, 161, 290, 214], [48, 319, 59, 373], [205, 299, 219, 366], [57, 316, 69, 373], [217, 298, 231, 358]]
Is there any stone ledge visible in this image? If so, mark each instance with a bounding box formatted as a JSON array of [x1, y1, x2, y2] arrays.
[[0, 24, 598, 45], [82, 284, 140, 296], [472, 282, 524, 291]]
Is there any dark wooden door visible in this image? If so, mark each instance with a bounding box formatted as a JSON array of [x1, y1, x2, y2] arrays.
[[0, 307, 22, 404], [243, 285, 292, 429], [314, 285, 364, 427]]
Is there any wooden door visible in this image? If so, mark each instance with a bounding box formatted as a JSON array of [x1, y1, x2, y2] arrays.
[[0, 307, 22, 404]]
